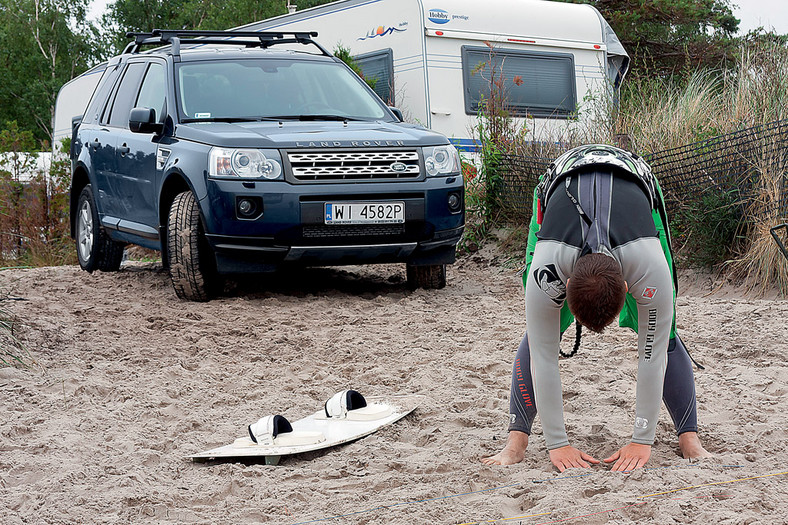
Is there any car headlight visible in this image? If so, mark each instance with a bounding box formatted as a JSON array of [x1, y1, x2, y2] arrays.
[[209, 148, 283, 180], [424, 144, 460, 177]]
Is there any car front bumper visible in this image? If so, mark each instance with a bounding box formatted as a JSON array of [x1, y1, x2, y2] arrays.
[[202, 178, 464, 273]]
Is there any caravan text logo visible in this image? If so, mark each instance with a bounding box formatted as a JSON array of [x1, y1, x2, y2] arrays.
[[428, 9, 450, 24], [428, 8, 469, 25]]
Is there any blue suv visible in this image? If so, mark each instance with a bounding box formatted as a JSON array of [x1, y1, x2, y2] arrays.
[[69, 30, 464, 300]]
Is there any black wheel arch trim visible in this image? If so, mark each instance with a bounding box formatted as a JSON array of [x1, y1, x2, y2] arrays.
[[69, 163, 95, 239]]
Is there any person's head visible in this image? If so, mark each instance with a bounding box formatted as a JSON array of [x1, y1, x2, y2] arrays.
[[566, 253, 626, 333]]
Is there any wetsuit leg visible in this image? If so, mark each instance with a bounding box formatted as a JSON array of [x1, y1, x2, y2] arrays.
[[507, 332, 698, 436], [508, 332, 537, 434], [662, 335, 699, 435]]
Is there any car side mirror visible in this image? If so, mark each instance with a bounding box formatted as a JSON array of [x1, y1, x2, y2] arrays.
[[129, 107, 163, 134], [388, 107, 404, 122]]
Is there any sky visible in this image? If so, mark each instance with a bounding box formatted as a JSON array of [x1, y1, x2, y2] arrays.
[[86, 0, 788, 35], [732, 0, 788, 34]]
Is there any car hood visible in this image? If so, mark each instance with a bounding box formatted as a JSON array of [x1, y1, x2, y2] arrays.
[[174, 120, 449, 149]]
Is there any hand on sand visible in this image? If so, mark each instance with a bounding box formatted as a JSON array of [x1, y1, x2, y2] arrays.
[[480, 431, 528, 466], [548, 445, 600, 472], [604, 442, 651, 471]]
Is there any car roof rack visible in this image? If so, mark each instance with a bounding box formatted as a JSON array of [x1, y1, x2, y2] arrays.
[[123, 29, 331, 57]]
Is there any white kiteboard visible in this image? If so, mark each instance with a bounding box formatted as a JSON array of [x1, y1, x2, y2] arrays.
[[189, 393, 421, 465]]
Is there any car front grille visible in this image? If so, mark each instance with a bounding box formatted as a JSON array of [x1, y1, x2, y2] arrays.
[[288, 150, 421, 182], [302, 224, 406, 238]]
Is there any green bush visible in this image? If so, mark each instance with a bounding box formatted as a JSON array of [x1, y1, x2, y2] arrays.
[[670, 189, 745, 269]]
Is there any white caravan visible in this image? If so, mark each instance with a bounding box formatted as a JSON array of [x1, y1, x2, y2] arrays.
[[238, 0, 629, 153], [52, 0, 628, 154], [52, 62, 107, 153]]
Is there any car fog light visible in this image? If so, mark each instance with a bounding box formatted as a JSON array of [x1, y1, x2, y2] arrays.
[[239, 199, 254, 215], [448, 191, 462, 212], [236, 197, 262, 219]]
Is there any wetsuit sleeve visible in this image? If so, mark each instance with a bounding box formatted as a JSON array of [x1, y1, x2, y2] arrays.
[[523, 189, 576, 334], [525, 242, 571, 450], [617, 238, 672, 445]]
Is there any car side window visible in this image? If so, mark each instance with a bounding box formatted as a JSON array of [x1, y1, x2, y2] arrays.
[[136, 62, 167, 123], [84, 64, 121, 124], [105, 62, 147, 128]]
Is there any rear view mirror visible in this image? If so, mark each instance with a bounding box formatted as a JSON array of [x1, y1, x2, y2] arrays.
[[129, 107, 163, 134]]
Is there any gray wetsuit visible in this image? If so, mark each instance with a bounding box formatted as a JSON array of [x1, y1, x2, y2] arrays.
[[510, 168, 698, 449]]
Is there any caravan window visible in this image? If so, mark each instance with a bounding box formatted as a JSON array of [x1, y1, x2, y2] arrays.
[[461, 46, 576, 119], [354, 49, 394, 105]]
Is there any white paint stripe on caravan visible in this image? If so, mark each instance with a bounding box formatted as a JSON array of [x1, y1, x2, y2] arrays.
[[394, 56, 426, 67], [395, 65, 427, 74]]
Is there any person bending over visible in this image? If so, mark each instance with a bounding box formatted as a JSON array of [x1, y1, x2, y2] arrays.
[[481, 145, 711, 472]]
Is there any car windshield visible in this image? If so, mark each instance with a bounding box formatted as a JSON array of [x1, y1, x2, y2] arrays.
[[176, 58, 390, 122]]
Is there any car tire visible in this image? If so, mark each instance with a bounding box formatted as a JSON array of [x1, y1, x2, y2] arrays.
[[75, 184, 125, 273], [167, 190, 220, 301], [406, 263, 446, 290]]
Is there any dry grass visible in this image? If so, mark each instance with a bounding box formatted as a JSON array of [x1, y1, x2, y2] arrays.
[[0, 288, 33, 368], [726, 153, 788, 294], [721, 41, 788, 294], [727, 223, 788, 295], [617, 71, 726, 153], [730, 40, 788, 125]]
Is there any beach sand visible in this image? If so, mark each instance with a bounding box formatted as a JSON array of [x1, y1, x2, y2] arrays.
[[1, 243, 786, 524]]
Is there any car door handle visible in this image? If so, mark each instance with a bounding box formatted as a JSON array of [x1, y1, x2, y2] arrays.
[[119, 143, 130, 156]]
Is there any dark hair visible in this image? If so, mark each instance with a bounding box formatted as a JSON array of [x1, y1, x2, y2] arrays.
[[566, 253, 626, 333]]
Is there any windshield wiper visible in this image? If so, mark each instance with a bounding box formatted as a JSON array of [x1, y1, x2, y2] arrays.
[[182, 115, 370, 123], [180, 116, 287, 123], [266, 114, 366, 122]]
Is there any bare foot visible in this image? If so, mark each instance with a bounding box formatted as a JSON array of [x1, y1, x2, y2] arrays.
[[678, 432, 712, 460], [481, 431, 529, 465]]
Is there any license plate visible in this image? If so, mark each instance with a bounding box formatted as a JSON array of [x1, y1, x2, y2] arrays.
[[325, 202, 405, 225]]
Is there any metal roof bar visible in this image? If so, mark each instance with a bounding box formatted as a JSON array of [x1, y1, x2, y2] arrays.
[[123, 29, 330, 57]]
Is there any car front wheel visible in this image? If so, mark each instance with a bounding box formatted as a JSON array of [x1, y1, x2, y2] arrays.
[[167, 190, 220, 301], [75, 184, 124, 273]]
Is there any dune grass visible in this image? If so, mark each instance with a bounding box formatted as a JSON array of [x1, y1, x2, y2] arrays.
[[0, 288, 32, 368]]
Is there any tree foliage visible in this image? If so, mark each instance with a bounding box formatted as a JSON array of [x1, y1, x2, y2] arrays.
[[0, 0, 103, 145], [556, 0, 740, 77], [333, 44, 377, 90]]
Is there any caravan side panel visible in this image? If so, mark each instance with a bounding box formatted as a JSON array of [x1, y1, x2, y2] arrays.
[[52, 64, 106, 153], [420, 0, 614, 150]]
